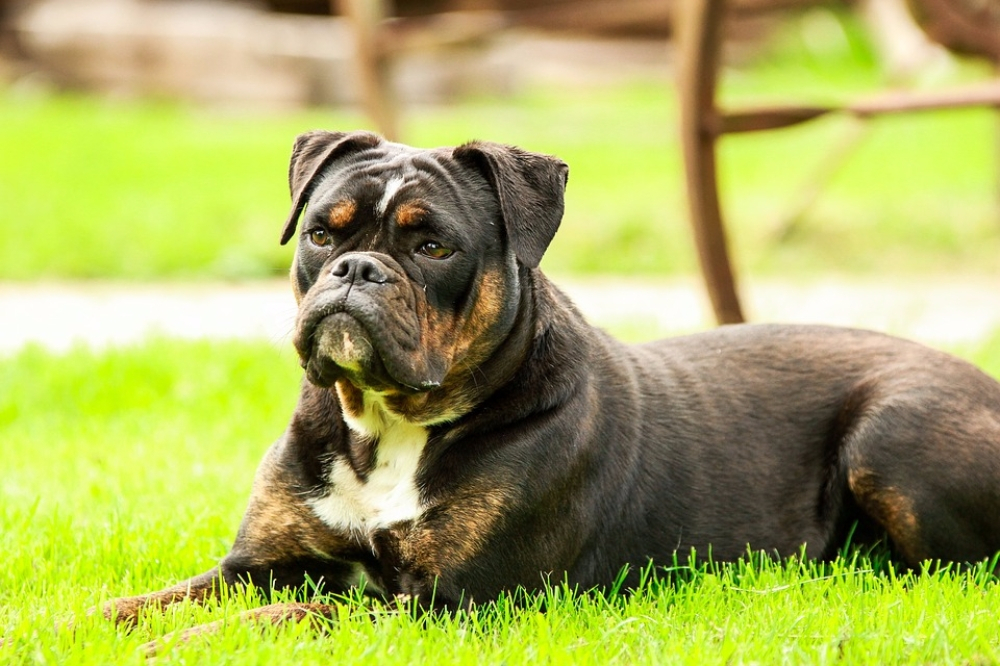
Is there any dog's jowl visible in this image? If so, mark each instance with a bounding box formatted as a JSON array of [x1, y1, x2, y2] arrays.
[[102, 130, 1000, 638]]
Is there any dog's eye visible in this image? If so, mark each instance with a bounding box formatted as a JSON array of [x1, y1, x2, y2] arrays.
[[309, 229, 331, 247], [418, 241, 453, 260]]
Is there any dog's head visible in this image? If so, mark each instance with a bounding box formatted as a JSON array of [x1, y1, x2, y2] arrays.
[[282, 130, 568, 424]]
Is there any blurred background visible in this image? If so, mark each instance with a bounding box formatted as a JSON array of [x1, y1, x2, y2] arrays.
[[0, 0, 998, 337]]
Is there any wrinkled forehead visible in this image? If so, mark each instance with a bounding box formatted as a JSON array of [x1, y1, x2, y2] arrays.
[[311, 143, 489, 217]]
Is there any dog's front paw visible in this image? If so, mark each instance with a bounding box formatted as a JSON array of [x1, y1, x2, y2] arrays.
[[139, 602, 336, 656], [140, 618, 225, 657], [91, 595, 151, 629]]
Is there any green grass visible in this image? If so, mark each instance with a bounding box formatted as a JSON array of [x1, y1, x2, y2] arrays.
[[4, 333, 1000, 663], [1, 8, 998, 281], [4, 10, 1000, 662]]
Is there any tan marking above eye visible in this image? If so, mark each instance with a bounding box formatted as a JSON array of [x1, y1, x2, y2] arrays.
[[395, 201, 427, 228], [328, 199, 357, 229]]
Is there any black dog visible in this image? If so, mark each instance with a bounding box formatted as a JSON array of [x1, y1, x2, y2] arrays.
[[104, 130, 1000, 636]]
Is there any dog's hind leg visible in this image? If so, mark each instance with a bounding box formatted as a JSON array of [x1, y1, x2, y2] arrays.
[[841, 384, 1000, 567]]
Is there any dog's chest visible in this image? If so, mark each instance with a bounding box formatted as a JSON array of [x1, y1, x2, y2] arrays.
[[308, 418, 428, 537]]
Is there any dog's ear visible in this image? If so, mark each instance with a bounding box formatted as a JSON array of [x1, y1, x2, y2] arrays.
[[453, 141, 568, 269], [280, 130, 381, 245]]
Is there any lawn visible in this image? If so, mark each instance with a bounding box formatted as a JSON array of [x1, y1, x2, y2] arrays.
[[4, 7, 1000, 664], [3, 336, 1000, 664]]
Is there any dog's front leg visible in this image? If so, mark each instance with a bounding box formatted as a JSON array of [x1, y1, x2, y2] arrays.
[[139, 600, 341, 656], [98, 435, 361, 629], [99, 568, 227, 627]]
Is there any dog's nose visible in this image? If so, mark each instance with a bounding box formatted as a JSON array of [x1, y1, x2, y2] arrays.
[[331, 254, 390, 285]]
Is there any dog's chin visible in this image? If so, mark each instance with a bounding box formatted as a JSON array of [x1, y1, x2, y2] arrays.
[[305, 314, 386, 390], [302, 312, 448, 393], [314, 314, 374, 370]]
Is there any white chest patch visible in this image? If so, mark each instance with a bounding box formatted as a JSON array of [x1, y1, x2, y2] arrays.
[[308, 396, 428, 538]]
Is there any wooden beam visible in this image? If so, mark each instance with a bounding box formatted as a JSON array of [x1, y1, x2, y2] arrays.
[[334, 0, 399, 141]]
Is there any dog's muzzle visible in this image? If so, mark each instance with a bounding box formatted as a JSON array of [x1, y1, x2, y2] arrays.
[[294, 253, 444, 392]]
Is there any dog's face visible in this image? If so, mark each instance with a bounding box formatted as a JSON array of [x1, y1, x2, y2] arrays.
[[280, 131, 568, 424]]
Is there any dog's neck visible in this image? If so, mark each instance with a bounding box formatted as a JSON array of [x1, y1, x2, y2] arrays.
[[327, 385, 422, 481], [336, 386, 418, 440]]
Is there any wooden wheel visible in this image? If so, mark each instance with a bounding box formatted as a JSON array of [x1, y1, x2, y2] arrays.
[[676, 0, 746, 324], [676, 0, 1000, 326]]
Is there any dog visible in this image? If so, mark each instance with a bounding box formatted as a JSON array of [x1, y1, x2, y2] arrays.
[[102, 130, 1000, 639]]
